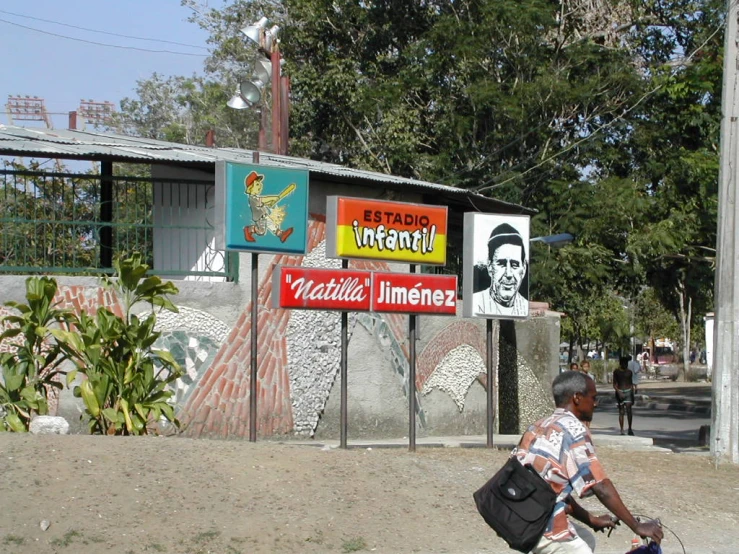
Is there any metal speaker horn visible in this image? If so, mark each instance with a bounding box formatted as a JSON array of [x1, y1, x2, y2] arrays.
[[240, 16, 269, 45], [227, 93, 251, 110], [254, 58, 272, 84], [239, 79, 264, 104]]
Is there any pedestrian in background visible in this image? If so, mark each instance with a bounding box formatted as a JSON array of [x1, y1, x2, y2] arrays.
[[570, 362, 580, 371], [580, 360, 595, 381], [613, 357, 635, 436], [627, 355, 641, 393]]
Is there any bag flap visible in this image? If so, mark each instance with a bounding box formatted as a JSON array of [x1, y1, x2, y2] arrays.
[[497, 468, 537, 501], [473, 458, 555, 524]]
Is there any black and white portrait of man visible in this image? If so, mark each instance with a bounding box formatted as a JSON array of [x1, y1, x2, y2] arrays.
[[462, 213, 530, 319]]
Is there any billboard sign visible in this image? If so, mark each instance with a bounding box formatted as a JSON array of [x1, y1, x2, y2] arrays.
[[462, 213, 530, 319], [216, 162, 309, 254], [325, 197, 447, 265], [372, 272, 458, 315], [272, 266, 372, 311], [272, 267, 458, 315]]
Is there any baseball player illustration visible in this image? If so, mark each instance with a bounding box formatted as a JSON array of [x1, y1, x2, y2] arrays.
[[242, 170, 296, 243]]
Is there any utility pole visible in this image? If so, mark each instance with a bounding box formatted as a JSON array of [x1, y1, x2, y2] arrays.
[[712, 0, 739, 464]]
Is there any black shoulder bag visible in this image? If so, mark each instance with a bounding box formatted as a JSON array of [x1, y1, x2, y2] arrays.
[[473, 456, 556, 553]]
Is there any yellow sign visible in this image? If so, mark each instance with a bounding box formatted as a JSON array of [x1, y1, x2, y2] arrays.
[[326, 197, 448, 265]]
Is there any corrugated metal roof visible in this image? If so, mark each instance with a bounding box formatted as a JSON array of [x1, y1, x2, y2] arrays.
[[0, 124, 532, 214]]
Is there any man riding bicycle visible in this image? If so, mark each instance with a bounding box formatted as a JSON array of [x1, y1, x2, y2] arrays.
[[513, 371, 663, 553]]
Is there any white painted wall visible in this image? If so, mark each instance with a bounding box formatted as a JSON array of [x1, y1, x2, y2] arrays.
[[151, 166, 226, 282]]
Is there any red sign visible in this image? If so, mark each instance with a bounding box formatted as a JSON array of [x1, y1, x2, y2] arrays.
[[272, 266, 372, 311], [371, 273, 458, 315]]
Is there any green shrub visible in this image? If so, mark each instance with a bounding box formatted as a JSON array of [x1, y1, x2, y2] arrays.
[[54, 254, 182, 435], [0, 277, 75, 432]]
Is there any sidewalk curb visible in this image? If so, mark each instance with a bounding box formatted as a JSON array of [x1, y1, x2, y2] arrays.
[[279, 433, 661, 452]]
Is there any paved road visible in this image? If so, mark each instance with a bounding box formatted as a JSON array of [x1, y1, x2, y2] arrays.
[[590, 403, 710, 449], [592, 380, 711, 451]]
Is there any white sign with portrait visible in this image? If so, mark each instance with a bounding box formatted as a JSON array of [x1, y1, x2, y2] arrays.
[[462, 213, 530, 319]]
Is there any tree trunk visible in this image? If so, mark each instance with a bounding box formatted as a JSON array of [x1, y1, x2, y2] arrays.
[[676, 281, 692, 382]]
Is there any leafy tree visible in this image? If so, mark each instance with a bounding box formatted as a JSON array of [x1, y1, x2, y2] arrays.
[[113, 73, 258, 148], [604, 0, 723, 379], [107, 0, 723, 386], [633, 286, 680, 356]]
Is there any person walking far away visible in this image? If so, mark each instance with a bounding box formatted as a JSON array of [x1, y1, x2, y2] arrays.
[[627, 355, 641, 394], [472, 223, 529, 316], [613, 357, 635, 436], [570, 362, 580, 371], [514, 371, 663, 553], [580, 361, 595, 381]]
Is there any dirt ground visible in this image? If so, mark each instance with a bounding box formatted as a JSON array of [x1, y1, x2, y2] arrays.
[[0, 435, 737, 554]]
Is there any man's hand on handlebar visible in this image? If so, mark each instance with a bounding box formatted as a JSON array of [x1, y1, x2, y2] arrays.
[[636, 520, 663, 545]]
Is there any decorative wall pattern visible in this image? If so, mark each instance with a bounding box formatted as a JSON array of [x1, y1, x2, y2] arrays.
[[354, 312, 424, 424], [181, 219, 332, 438], [153, 306, 230, 344], [0, 231, 558, 439], [285, 241, 347, 435], [143, 306, 231, 407], [55, 285, 124, 319], [510, 343, 555, 428], [181, 218, 414, 439], [422, 344, 486, 411]]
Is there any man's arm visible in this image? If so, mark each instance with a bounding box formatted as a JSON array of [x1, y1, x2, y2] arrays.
[[591, 479, 663, 543], [565, 497, 616, 532]]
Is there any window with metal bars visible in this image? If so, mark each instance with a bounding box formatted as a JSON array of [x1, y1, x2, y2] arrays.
[[0, 169, 236, 282]]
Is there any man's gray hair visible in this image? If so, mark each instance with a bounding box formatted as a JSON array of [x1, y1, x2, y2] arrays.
[[552, 370, 589, 407]]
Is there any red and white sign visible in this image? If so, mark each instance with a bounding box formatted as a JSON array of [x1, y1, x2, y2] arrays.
[[272, 266, 372, 311], [371, 272, 458, 315]]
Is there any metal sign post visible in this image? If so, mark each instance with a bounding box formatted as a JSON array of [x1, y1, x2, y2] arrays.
[[340, 259, 349, 449], [250, 252, 259, 442], [408, 264, 417, 452], [486, 318, 495, 447], [216, 158, 310, 443]]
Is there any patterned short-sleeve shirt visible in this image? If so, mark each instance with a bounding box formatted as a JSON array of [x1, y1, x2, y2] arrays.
[[512, 408, 608, 541]]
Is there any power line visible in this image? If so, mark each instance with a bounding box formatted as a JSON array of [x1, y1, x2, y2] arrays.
[[0, 17, 208, 57], [0, 8, 209, 50]]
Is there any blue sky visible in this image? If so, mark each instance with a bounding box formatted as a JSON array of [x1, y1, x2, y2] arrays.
[[0, 1, 223, 130]]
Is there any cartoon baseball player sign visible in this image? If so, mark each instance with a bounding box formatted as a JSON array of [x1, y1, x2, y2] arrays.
[[216, 162, 309, 255], [243, 170, 296, 243]]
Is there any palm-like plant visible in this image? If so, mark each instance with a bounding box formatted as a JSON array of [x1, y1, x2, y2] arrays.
[[0, 277, 74, 432], [54, 254, 183, 435]]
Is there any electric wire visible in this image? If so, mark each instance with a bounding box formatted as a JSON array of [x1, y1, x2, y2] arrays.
[[0, 8, 208, 50], [0, 17, 208, 57]]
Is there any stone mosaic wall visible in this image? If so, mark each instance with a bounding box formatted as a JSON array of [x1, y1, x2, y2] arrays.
[[147, 307, 231, 407], [285, 242, 346, 435]]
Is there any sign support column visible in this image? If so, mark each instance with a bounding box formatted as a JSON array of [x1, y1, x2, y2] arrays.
[[340, 259, 349, 449], [408, 264, 417, 452], [249, 252, 259, 441], [486, 319, 495, 447]]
